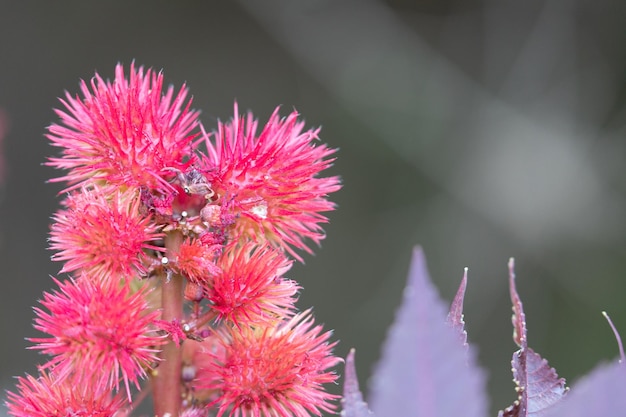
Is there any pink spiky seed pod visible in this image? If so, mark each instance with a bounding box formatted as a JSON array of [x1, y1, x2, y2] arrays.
[[29, 275, 164, 400], [5, 370, 125, 417], [207, 242, 300, 327], [47, 62, 200, 192], [200, 103, 341, 261], [49, 186, 164, 282], [200, 310, 341, 417]]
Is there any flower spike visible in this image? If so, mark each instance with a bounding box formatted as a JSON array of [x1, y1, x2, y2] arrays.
[[14, 63, 342, 417]]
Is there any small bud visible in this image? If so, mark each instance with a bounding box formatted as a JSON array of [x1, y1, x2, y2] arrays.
[[184, 281, 204, 302], [182, 365, 196, 383]]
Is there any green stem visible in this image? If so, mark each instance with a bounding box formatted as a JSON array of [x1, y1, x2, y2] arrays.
[[153, 232, 184, 417]]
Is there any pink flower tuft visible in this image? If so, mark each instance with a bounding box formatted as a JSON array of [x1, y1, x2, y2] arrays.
[[47, 63, 199, 191], [29, 276, 164, 400], [201, 311, 341, 417], [201, 103, 341, 261], [5, 370, 125, 417], [207, 242, 299, 326], [170, 237, 221, 284], [154, 318, 187, 347], [49, 186, 163, 281]]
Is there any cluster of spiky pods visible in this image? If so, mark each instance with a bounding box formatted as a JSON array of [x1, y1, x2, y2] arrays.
[[6, 63, 342, 417]]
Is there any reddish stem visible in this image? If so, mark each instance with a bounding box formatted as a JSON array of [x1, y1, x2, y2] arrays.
[[153, 232, 184, 417], [188, 308, 218, 332]]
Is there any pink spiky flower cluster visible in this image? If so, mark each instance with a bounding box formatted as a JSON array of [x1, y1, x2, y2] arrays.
[[6, 63, 341, 417]]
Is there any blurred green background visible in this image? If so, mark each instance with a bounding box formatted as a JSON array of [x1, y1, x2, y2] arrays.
[[1, 1, 625, 415]]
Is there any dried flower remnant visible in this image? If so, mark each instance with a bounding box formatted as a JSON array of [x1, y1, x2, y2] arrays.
[[201, 311, 341, 417], [47, 63, 199, 192], [29, 276, 164, 399], [49, 187, 163, 280], [6, 370, 125, 417], [201, 103, 341, 261]]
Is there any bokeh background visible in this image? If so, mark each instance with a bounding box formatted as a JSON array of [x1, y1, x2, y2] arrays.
[[1, 1, 625, 415]]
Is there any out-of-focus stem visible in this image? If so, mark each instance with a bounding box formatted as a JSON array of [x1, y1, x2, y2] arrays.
[[153, 232, 184, 417], [124, 383, 151, 417]]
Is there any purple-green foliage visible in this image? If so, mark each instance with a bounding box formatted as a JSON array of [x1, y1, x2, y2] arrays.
[[341, 247, 626, 417]]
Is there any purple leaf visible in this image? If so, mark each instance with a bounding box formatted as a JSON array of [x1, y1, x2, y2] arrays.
[[368, 247, 488, 417], [543, 312, 626, 416], [499, 259, 568, 417], [341, 349, 375, 417], [447, 267, 469, 346], [542, 361, 626, 417], [508, 259, 528, 350], [602, 311, 625, 363]]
